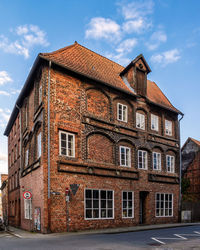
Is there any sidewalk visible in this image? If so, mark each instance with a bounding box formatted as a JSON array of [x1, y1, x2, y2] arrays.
[[7, 222, 200, 239]]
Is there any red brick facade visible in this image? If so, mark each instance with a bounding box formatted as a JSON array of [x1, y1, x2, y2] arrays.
[[4, 42, 182, 233]]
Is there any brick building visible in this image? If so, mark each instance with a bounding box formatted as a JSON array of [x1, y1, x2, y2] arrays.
[[0, 174, 8, 223], [182, 137, 200, 200], [4, 42, 183, 233]]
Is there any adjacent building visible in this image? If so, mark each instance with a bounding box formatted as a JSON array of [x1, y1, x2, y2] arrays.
[[4, 42, 183, 233], [0, 174, 8, 223], [182, 137, 200, 200]]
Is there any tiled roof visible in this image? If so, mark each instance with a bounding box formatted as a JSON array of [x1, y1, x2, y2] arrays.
[[190, 137, 200, 147], [40, 42, 180, 113]]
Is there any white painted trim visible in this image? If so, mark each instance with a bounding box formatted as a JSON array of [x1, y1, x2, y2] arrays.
[[59, 130, 75, 158], [84, 188, 114, 220], [121, 190, 134, 219], [155, 193, 173, 217], [119, 146, 131, 168], [152, 152, 161, 171], [138, 150, 148, 170], [166, 155, 175, 173], [151, 114, 159, 131], [117, 103, 128, 123]]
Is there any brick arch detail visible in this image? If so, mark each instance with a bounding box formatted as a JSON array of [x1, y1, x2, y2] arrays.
[[86, 132, 115, 164], [85, 87, 112, 121]]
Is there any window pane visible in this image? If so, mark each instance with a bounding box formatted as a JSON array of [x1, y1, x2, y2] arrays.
[[123, 192, 127, 200], [86, 200, 92, 208], [128, 192, 132, 200], [128, 209, 132, 217], [93, 190, 99, 199], [107, 191, 113, 199], [86, 209, 92, 218], [108, 209, 113, 218], [93, 209, 99, 218], [101, 190, 106, 199], [101, 209, 106, 218], [123, 201, 127, 209], [86, 190, 92, 198], [93, 200, 99, 208], [101, 200, 106, 208]]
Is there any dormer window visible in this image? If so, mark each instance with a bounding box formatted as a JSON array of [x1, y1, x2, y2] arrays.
[[165, 120, 172, 136], [136, 112, 145, 130], [117, 103, 127, 122]]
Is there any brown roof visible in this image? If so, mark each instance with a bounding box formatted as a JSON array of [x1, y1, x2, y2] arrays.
[[190, 138, 200, 147], [40, 42, 180, 113]]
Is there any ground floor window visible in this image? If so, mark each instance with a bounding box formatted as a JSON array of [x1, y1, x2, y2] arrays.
[[85, 189, 114, 219], [122, 191, 134, 218], [24, 199, 32, 220], [155, 193, 173, 217]]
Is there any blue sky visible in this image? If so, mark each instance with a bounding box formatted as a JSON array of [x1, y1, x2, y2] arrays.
[[0, 0, 200, 173]]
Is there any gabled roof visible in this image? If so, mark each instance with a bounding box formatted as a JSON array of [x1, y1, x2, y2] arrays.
[[4, 42, 182, 136], [40, 42, 181, 114], [182, 137, 200, 151]]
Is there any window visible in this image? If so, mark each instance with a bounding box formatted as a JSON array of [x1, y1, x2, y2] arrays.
[[136, 112, 145, 130], [25, 149, 29, 167], [37, 132, 42, 158], [166, 155, 175, 173], [138, 150, 148, 169], [39, 85, 42, 104], [24, 199, 32, 220], [151, 114, 158, 131], [122, 191, 134, 218], [120, 146, 131, 167], [117, 103, 127, 122], [153, 152, 161, 171], [165, 120, 172, 136], [155, 193, 173, 217], [59, 131, 75, 157], [85, 189, 114, 219]]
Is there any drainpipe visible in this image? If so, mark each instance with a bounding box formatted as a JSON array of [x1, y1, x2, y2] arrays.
[[178, 113, 184, 222], [47, 61, 51, 232]]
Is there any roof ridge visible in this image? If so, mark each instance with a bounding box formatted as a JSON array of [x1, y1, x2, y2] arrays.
[[75, 42, 125, 68], [40, 42, 77, 56], [190, 137, 200, 144]]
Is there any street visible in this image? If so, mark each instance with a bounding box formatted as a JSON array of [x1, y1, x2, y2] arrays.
[[0, 225, 200, 249]]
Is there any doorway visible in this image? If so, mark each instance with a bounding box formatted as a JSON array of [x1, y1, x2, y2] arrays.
[[139, 191, 149, 224]]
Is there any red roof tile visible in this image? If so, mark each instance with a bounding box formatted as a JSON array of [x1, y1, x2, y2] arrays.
[[190, 138, 200, 147], [40, 42, 180, 113]]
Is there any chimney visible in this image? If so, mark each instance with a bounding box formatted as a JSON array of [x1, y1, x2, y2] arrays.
[[120, 54, 151, 97]]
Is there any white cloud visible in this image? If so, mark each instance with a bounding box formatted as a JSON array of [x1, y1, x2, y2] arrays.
[[122, 18, 152, 34], [85, 17, 121, 41], [116, 38, 137, 54], [146, 30, 167, 50], [0, 152, 8, 174], [106, 52, 131, 66], [151, 49, 181, 66], [0, 25, 49, 59], [0, 90, 10, 96], [121, 0, 154, 20], [0, 108, 11, 122], [0, 71, 13, 86]]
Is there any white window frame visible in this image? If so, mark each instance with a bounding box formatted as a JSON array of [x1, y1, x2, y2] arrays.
[[37, 132, 42, 159], [84, 189, 114, 220], [122, 191, 134, 218], [165, 120, 172, 136], [59, 131, 75, 158], [138, 150, 148, 169], [155, 193, 173, 217], [153, 152, 161, 171], [24, 199, 32, 220], [166, 155, 175, 173], [136, 112, 145, 130], [117, 103, 128, 122], [120, 146, 131, 167], [25, 149, 29, 167], [151, 114, 158, 131]]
